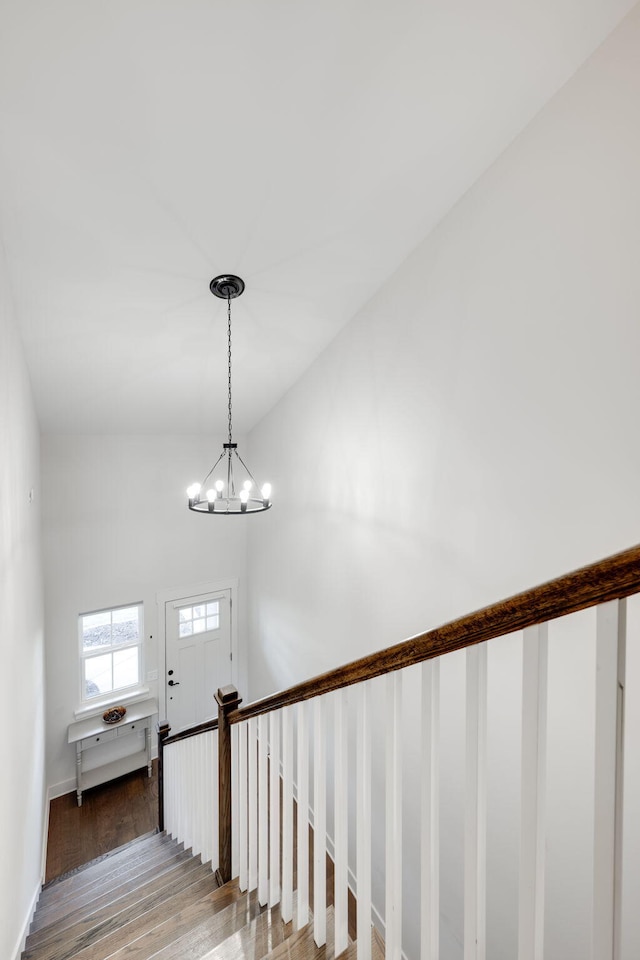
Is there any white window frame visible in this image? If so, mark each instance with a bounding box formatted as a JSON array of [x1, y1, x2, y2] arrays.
[[79, 601, 145, 706]]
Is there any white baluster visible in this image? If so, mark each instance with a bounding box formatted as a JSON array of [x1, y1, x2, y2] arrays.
[[386, 673, 403, 960], [593, 599, 626, 960], [209, 726, 220, 876], [269, 710, 281, 906], [248, 717, 258, 891], [334, 689, 349, 956], [258, 714, 269, 905], [282, 706, 294, 922], [314, 697, 327, 946], [357, 682, 372, 960], [421, 658, 440, 960], [239, 720, 248, 891], [519, 624, 548, 960], [232, 723, 239, 879], [297, 700, 310, 929], [465, 643, 487, 960], [212, 730, 220, 872]]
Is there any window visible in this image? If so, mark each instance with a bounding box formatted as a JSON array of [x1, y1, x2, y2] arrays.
[[80, 603, 143, 701], [178, 600, 220, 637]]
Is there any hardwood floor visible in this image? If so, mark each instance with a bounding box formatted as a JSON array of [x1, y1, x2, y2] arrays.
[[45, 760, 159, 883]]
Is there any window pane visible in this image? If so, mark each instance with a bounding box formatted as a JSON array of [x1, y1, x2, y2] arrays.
[[179, 607, 191, 622], [206, 602, 219, 616], [85, 653, 113, 697], [206, 615, 219, 631], [193, 605, 205, 619], [180, 621, 193, 637], [113, 647, 139, 689], [82, 611, 112, 651], [112, 606, 140, 645], [193, 618, 206, 634]]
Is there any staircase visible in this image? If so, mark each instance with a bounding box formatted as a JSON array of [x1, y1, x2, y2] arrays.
[[23, 831, 383, 960]]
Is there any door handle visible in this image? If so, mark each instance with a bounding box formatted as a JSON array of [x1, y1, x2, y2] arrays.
[[168, 679, 180, 686]]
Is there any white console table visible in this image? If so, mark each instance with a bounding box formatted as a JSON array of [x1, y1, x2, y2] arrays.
[[68, 698, 157, 806]]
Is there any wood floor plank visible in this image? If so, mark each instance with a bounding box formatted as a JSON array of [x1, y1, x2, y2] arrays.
[[22, 861, 214, 960], [45, 763, 159, 883]]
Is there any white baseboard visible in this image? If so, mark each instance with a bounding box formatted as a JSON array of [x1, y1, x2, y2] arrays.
[[11, 881, 40, 960], [41, 787, 51, 881], [48, 777, 77, 801]]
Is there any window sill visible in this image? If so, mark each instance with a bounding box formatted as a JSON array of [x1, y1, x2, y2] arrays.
[[74, 686, 151, 721]]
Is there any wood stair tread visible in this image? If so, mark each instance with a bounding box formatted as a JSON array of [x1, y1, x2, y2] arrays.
[[38, 833, 175, 906], [32, 870, 223, 960], [26, 849, 199, 947], [194, 892, 299, 960], [22, 860, 216, 960], [30, 846, 192, 936], [99, 882, 258, 960]]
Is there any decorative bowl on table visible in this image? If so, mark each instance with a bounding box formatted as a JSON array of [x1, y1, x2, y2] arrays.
[[103, 706, 127, 724]]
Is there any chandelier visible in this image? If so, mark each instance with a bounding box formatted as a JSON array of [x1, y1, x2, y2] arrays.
[[187, 275, 272, 515]]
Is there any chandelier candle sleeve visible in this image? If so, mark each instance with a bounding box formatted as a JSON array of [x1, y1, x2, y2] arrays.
[[187, 275, 272, 516]]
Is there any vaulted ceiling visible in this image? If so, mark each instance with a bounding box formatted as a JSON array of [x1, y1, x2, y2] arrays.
[[0, 0, 634, 435]]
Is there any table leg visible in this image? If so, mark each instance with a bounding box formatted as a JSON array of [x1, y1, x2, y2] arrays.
[[76, 745, 83, 806]]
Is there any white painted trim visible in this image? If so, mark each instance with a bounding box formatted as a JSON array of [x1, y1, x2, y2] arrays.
[[73, 686, 151, 720], [11, 881, 40, 960], [156, 578, 239, 723], [42, 786, 51, 882]]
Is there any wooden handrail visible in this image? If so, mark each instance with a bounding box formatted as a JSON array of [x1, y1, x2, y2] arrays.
[[162, 717, 219, 748], [228, 543, 640, 725]]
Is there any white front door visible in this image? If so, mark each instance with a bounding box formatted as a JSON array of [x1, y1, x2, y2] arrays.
[[165, 589, 232, 732]]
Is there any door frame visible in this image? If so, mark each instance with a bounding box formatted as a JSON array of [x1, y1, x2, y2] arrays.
[[156, 578, 239, 724]]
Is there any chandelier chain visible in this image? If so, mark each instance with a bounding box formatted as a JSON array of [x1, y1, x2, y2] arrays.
[[227, 294, 233, 445]]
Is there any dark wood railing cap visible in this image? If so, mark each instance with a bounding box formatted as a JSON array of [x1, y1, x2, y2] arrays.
[[228, 542, 640, 725]]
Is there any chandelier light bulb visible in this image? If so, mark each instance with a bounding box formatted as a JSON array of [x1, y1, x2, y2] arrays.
[[187, 275, 272, 516]]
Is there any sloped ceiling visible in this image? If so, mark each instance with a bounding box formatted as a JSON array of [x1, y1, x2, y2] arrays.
[[0, 0, 634, 434]]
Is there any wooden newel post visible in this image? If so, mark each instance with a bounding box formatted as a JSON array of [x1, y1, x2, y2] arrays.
[[215, 685, 242, 884], [156, 721, 171, 832]]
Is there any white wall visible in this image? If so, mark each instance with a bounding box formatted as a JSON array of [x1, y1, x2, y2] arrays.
[[245, 8, 640, 960], [0, 239, 46, 959], [41, 434, 248, 793]]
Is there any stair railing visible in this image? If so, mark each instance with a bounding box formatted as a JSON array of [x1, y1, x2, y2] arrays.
[[215, 543, 640, 960], [156, 716, 221, 877]]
